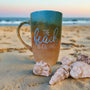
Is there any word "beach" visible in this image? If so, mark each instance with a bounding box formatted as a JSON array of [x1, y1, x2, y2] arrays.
[[34, 27, 58, 45]]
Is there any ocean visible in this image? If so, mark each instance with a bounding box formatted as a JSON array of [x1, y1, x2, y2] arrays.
[[0, 17, 90, 26]]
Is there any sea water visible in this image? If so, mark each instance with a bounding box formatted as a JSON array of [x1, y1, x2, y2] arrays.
[[0, 17, 90, 26]]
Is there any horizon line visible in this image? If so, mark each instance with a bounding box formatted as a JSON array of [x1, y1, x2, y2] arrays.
[[0, 16, 90, 18]]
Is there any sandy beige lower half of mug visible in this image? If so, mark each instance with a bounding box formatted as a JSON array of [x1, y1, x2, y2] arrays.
[[32, 41, 61, 65]]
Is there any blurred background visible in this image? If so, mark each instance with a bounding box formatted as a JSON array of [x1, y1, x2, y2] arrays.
[[0, 0, 90, 26]]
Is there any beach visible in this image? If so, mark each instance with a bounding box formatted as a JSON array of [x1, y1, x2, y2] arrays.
[[0, 26, 90, 56], [0, 26, 90, 89]]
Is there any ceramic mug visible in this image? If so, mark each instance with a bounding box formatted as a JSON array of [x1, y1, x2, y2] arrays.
[[17, 10, 62, 65]]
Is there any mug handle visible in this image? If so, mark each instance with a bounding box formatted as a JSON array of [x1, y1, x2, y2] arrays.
[[17, 21, 32, 52]]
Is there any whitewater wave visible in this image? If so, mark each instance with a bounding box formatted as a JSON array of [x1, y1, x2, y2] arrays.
[[0, 21, 22, 24], [0, 17, 90, 26], [63, 20, 90, 25]]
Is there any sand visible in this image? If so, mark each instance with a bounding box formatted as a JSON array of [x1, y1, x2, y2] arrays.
[[0, 26, 90, 90]]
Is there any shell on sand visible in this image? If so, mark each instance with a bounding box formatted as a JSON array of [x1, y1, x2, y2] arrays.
[[33, 61, 51, 76], [61, 56, 74, 65], [49, 65, 70, 85], [70, 61, 90, 79], [76, 54, 90, 65]]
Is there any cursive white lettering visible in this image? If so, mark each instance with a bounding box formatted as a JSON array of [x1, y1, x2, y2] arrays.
[[34, 27, 58, 45]]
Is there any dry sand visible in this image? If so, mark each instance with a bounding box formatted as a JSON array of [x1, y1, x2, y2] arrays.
[[0, 26, 90, 90]]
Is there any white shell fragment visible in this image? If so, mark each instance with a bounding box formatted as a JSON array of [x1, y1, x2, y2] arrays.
[[33, 61, 51, 76], [49, 65, 70, 85], [70, 61, 90, 79], [61, 56, 73, 65]]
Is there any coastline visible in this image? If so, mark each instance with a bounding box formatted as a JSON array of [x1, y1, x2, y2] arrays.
[[0, 17, 90, 26]]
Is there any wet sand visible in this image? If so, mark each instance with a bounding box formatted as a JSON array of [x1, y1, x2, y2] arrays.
[[0, 26, 90, 89]]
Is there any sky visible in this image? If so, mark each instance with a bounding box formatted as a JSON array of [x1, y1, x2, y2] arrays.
[[0, 0, 90, 17]]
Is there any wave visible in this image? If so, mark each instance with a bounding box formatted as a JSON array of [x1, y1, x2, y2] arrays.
[[0, 17, 90, 26], [0, 21, 22, 24], [63, 20, 90, 25]]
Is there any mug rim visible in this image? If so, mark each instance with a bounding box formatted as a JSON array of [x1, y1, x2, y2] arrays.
[[31, 10, 62, 15]]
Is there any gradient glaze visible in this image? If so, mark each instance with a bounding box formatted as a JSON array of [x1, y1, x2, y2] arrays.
[[31, 10, 62, 65]]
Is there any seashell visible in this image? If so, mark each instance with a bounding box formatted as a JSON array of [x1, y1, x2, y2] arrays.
[[70, 61, 90, 79], [49, 65, 70, 85], [76, 54, 90, 65], [33, 61, 51, 76], [61, 56, 73, 65]]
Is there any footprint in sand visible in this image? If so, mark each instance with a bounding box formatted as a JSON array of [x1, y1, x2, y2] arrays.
[[70, 39, 76, 42], [86, 36, 90, 40], [61, 42, 84, 48], [0, 42, 11, 44]]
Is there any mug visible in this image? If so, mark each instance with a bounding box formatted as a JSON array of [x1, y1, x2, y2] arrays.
[[17, 10, 62, 65]]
